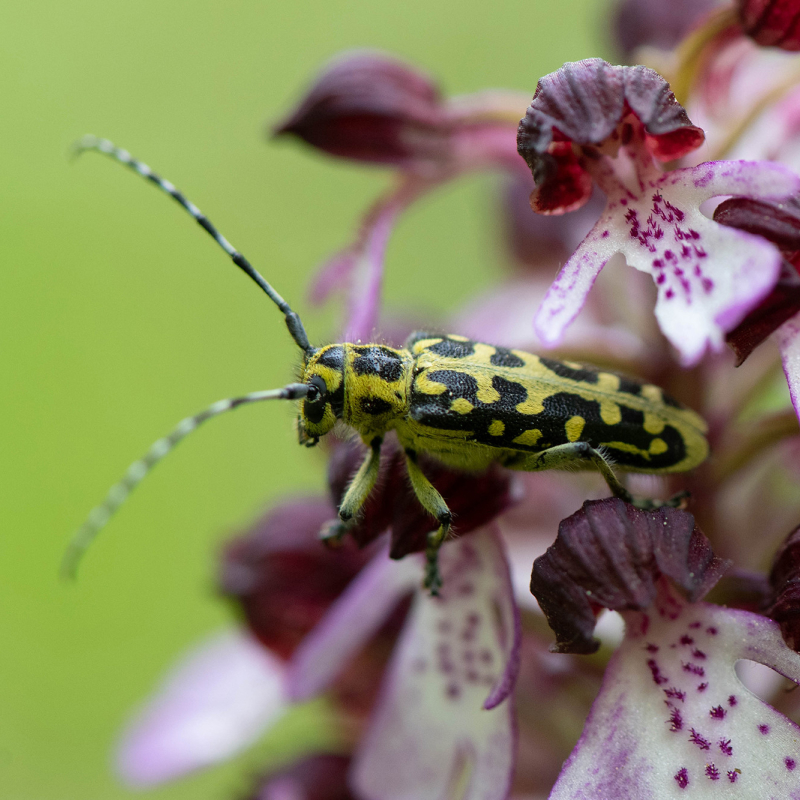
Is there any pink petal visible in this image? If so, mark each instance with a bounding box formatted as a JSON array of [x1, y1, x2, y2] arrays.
[[287, 549, 421, 702], [776, 310, 800, 419], [309, 178, 430, 341], [117, 630, 286, 786], [676, 160, 800, 205], [550, 594, 800, 798], [536, 161, 800, 365], [533, 223, 621, 347], [352, 530, 519, 800]]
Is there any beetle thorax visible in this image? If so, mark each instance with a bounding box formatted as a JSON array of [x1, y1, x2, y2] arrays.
[[341, 344, 412, 435]]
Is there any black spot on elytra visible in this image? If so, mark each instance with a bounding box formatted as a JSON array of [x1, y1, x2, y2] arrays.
[[352, 346, 405, 383], [490, 347, 525, 368], [539, 356, 600, 384], [616, 375, 643, 397], [315, 345, 345, 371], [661, 391, 684, 409], [428, 338, 476, 359], [361, 397, 393, 415]]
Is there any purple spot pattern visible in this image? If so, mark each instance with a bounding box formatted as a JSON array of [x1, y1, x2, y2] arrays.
[[535, 157, 795, 367], [427, 544, 503, 702], [353, 531, 517, 800], [622, 192, 713, 310], [549, 599, 800, 799], [675, 768, 689, 789]]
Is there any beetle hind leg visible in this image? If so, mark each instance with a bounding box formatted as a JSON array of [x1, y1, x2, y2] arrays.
[[505, 442, 635, 503]]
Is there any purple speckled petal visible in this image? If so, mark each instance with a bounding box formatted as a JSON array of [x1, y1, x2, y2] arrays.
[[287, 549, 421, 702], [776, 311, 800, 419], [536, 161, 800, 364], [117, 630, 287, 787], [550, 593, 800, 799], [352, 530, 518, 800]]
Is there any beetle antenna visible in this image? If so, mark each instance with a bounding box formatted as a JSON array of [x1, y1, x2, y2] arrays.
[[72, 135, 314, 354], [62, 382, 310, 579]]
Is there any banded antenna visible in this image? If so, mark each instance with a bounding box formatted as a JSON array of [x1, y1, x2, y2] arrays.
[[72, 135, 313, 354], [62, 383, 310, 579], [65, 137, 316, 577]]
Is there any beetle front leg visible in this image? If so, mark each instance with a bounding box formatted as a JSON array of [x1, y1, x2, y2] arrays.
[[321, 436, 383, 546], [404, 448, 452, 595]]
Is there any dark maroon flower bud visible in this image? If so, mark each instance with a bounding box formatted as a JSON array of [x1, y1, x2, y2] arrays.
[[219, 497, 371, 659], [530, 499, 731, 654], [517, 59, 705, 214], [328, 436, 513, 558], [250, 754, 354, 800], [737, 0, 800, 51], [612, 0, 723, 59], [714, 196, 800, 250], [767, 524, 800, 650], [273, 52, 450, 166], [714, 196, 800, 363]]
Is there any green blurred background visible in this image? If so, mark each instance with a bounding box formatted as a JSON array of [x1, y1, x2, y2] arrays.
[[0, 2, 607, 797]]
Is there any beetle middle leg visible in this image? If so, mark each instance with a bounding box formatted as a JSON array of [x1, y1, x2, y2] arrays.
[[404, 448, 452, 595]]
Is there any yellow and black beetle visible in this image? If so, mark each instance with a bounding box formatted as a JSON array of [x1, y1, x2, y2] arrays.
[[65, 137, 709, 592]]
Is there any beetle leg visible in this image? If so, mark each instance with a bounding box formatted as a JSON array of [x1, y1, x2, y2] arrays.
[[504, 442, 636, 504], [404, 449, 452, 595], [335, 436, 383, 526]]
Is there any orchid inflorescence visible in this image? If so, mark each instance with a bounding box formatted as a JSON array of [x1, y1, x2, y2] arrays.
[[115, 1, 800, 798]]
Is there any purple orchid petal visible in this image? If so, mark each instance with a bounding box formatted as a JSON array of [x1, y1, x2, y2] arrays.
[[117, 630, 287, 787], [517, 60, 704, 215], [288, 549, 421, 702], [768, 524, 800, 651], [776, 310, 800, 418], [738, 0, 800, 51], [551, 590, 800, 798], [272, 51, 449, 167], [351, 529, 519, 800], [531, 500, 730, 655], [219, 495, 371, 660], [612, 0, 722, 59], [308, 178, 429, 341], [535, 161, 800, 365], [253, 754, 355, 800], [309, 250, 359, 306]]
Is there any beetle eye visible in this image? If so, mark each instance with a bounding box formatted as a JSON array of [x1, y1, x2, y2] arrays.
[[307, 375, 327, 402], [303, 375, 329, 425]]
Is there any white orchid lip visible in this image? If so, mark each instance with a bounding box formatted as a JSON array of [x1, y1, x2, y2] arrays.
[[531, 154, 799, 364], [550, 597, 800, 798]]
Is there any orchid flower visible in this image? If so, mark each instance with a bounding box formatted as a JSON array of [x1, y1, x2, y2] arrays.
[[110, 5, 800, 799], [516, 58, 800, 367]]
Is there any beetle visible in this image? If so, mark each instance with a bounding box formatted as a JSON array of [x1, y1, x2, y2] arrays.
[[65, 136, 709, 592]]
